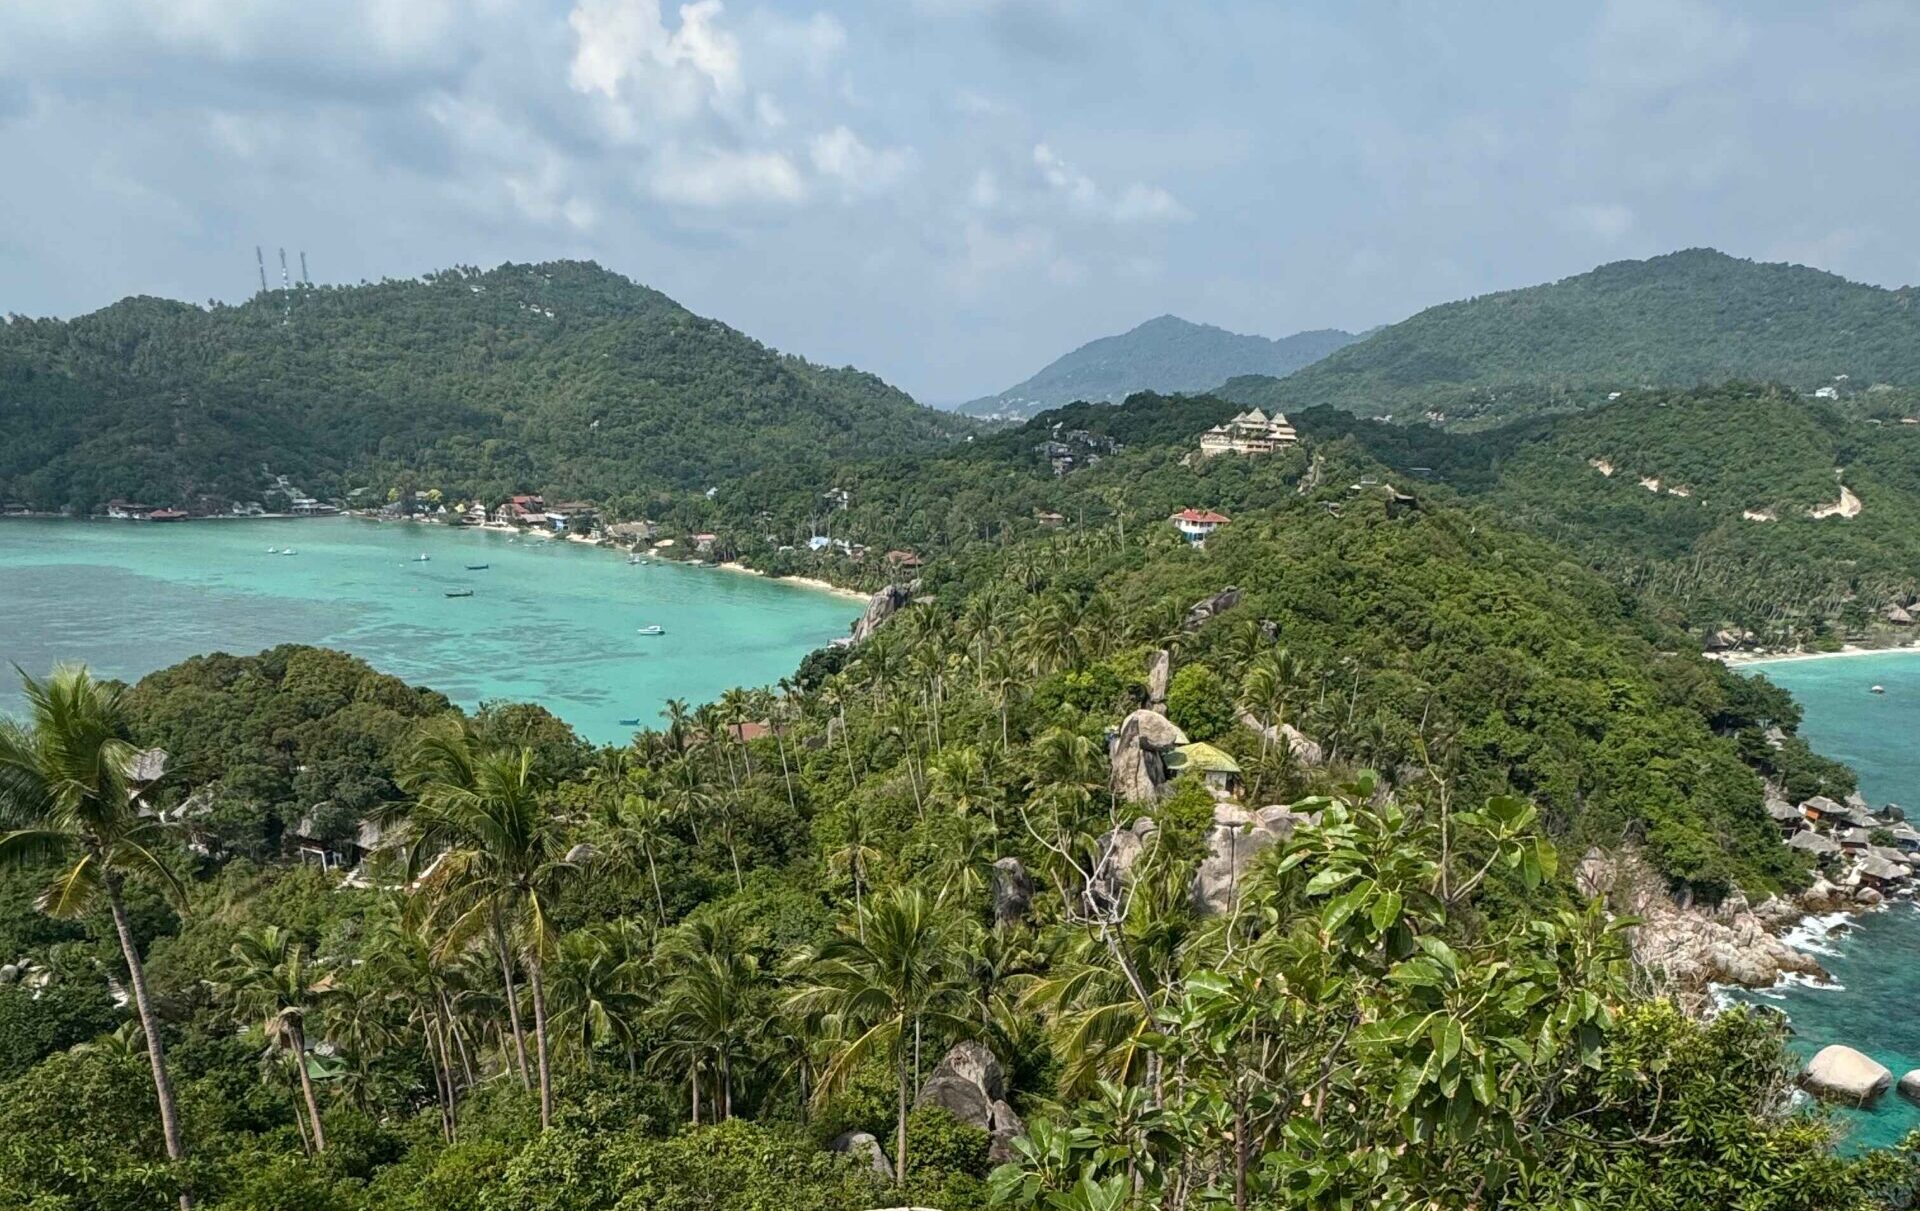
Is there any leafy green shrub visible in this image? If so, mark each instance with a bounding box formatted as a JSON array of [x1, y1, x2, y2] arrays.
[[1166, 665, 1235, 740]]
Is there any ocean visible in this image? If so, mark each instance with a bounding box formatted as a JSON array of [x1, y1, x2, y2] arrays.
[[0, 517, 859, 746], [1732, 650, 1920, 1150]]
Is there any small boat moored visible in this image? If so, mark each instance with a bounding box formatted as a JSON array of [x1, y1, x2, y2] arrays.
[[466, 563, 490, 570], [617, 717, 642, 727], [445, 590, 474, 598], [1871, 684, 1886, 695], [636, 624, 665, 636]]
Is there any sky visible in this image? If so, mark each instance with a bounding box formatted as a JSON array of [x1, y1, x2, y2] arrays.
[[1, 1, 1917, 403]]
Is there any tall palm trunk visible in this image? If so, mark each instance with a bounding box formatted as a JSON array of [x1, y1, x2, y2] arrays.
[[493, 916, 532, 1088], [108, 879, 193, 1210], [289, 1021, 328, 1152], [644, 845, 667, 924], [528, 950, 553, 1130], [894, 1040, 910, 1187], [774, 733, 796, 810]]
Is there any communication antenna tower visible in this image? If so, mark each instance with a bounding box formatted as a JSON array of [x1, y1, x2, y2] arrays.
[[255, 246, 268, 294], [278, 249, 292, 324], [299, 251, 311, 286]]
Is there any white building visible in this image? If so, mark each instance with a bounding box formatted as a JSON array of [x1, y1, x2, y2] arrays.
[[1198, 409, 1298, 457]]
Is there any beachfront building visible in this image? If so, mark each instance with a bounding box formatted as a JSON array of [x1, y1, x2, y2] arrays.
[[493, 494, 546, 526], [1199, 408, 1298, 457], [1170, 508, 1229, 547]]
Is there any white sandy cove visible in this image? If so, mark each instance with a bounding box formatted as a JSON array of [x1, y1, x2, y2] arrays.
[[1719, 641, 1920, 669]]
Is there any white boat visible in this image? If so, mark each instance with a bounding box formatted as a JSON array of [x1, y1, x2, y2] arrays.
[[1871, 684, 1886, 695], [281, 549, 297, 556], [265, 547, 279, 554], [627, 554, 643, 565], [414, 553, 431, 562], [636, 624, 665, 636]]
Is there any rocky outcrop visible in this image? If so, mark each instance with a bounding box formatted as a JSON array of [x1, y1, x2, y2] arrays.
[[1182, 586, 1243, 631], [915, 1041, 1026, 1162], [851, 581, 918, 643], [1089, 817, 1157, 913], [991, 857, 1033, 927], [1802, 1045, 1892, 1105], [1108, 709, 1187, 803], [1579, 849, 1827, 992], [1146, 649, 1171, 708], [829, 1130, 894, 1181], [1900, 1070, 1920, 1105], [1192, 804, 1306, 916], [1236, 710, 1324, 766]]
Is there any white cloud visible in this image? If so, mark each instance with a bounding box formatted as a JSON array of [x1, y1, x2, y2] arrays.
[[649, 146, 805, 207], [808, 125, 912, 194], [1032, 142, 1191, 224], [568, 0, 743, 133]]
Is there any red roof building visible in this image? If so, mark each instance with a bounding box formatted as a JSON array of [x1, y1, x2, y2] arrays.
[[1170, 508, 1229, 545]]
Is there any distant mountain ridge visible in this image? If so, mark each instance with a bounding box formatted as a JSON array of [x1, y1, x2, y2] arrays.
[[1223, 249, 1920, 427], [0, 260, 964, 512], [960, 314, 1355, 419]]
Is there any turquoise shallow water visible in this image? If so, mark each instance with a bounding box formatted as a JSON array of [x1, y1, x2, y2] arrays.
[[1735, 651, 1920, 1150], [0, 518, 859, 745]]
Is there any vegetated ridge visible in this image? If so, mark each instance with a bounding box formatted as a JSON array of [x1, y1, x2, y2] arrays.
[[1222, 248, 1920, 427]]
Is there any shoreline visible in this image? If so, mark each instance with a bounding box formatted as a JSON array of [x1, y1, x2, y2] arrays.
[[357, 512, 870, 602], [1717, 641, 1920, 669], [713, 560, 868, 602]]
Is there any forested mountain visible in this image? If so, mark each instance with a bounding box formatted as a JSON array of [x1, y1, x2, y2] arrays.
[[1290, 384, 1920, 640], [959, 314, 1354, 418], [1222, 249, 1920, 427], [0, 261, 966, 513]]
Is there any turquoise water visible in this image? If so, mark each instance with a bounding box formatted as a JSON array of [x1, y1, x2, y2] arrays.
[[1735, 651, 1920, 1150], [0, 518, 858, 745]]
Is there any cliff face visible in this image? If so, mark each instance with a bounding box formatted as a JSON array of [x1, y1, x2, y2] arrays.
[[1576, 848, 1828, 999]]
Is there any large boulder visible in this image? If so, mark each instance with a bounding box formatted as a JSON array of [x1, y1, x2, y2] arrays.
[[1900, 1071, 1920, 1105], [1802, 1045, 1892, 1105], [1088, 818, 1156, 913], [1235, 711, 1324, 767], [851, 582, 917, 643], [915, 1042, 1025, 1161], [829, 1130, 894, 1181], [1182, 586, 1243, 631], [1108, 710, 1187, 804], [1192, 805, 1304, 916], [991, 857, 1034, 927], [1146, 649, 1171, 708]]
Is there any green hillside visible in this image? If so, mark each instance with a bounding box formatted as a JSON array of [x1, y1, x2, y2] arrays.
[[961, 314, 1354, 418], [1223, 249, 1920, 426], [1293, 385, 1920, 640], [0, 261, 965, 513]]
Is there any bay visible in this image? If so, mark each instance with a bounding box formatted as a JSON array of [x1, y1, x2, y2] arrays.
[[1733, 650, 1920, 1150], [0, 517, 860, 746]]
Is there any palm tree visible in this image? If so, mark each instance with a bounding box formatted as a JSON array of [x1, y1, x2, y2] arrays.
[[0, 665, 194, 1209], [610, 792, 672, 924], [212, 925, 331, 1152], [547, 922, 653, 1071], [400, 718, 574, 1130], [824, 801, 885, 937], [788, 887, 969, 1186], [655, 908, 763, 1123]]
